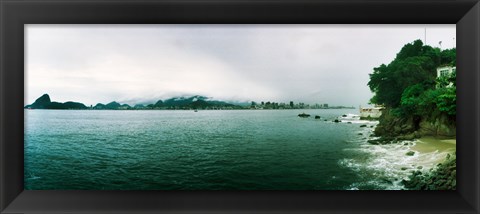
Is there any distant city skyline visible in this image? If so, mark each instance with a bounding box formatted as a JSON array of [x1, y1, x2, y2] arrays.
[[26, 24, 456, 106]]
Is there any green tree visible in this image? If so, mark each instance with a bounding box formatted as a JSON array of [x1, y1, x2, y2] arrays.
[[368, 39, 456, 118], [435, 87, 456, 116]]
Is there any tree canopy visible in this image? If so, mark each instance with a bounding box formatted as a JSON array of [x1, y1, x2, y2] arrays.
[[368, 40, 456, 117]]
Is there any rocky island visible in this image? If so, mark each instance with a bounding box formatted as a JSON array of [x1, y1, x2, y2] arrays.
[[25, 94, 88, 110]]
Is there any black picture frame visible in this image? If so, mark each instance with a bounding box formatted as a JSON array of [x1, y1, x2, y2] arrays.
[[1, 0, 479, 213]]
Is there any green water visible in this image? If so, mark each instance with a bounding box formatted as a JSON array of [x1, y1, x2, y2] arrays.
[[24, 109, 406, 190]]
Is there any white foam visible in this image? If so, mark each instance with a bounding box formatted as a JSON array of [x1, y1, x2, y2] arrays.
[[336, 113, 380, 124], [339, 125, 451, 190], [26, 173, 41, 180]]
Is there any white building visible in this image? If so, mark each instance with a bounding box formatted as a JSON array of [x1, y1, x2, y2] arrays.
[[436, 66, 456, 88], [437, 66, 456, 78], [359, 105, 384, 119]]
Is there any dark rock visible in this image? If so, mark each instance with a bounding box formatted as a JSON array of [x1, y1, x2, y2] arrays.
[[334, 119, 340, 123], [406, 151, 415, 156], [372, 108, 419, 137], [403, 153, 456, 190], [298, 113, 310, 118], [315, 115, 321, 119], [367, 137, 393, 145], [26, 94, 51, 109], [25, 94, 87, 109], [360, 124, 367, 127], [398, 134, 415, 141], [417, 115, 456, 138]]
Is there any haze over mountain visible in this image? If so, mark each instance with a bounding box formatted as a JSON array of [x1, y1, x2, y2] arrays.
[[25, 94, 241, 110], [25, 94, 354, 110]]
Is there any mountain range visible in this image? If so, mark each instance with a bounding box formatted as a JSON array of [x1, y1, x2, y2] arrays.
[[25, 94, 241, 110]]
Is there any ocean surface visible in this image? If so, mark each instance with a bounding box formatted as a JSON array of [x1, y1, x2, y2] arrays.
[[24, 109, 442, 190]]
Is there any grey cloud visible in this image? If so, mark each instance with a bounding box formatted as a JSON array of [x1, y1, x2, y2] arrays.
[[26, 24, 455, 106]]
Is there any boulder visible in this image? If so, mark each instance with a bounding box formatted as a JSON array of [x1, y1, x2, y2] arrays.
[[298, 113, 310, 118]]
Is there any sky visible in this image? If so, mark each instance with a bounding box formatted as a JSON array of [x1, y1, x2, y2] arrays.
[[25, 24, 456, 107]]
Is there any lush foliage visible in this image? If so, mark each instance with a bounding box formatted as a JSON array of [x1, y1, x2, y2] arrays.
[[368, 40, 456, 117]]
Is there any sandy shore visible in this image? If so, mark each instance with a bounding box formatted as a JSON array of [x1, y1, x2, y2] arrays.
[[408, 137, 456, 169], [412, 137, 456, 153], [402, 137, 456, 190]]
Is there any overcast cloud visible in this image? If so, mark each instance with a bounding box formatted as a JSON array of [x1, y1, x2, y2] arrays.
[[26, 24, 456, 106]]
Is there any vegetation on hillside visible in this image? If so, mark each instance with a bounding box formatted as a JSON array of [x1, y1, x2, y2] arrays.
[[368, 40, 457, 190], [368, 40, 456, 124]]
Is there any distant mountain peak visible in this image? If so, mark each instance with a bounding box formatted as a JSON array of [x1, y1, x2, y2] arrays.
[[26, 94, 87, 110], [26, 94, 239, 110], [36, 94, 51, 103]]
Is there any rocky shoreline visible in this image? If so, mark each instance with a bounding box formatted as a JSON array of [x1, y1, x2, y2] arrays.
[[366, 135, 457, 190], [402, 152, 456, 190], [365, 109, 456, 190], [373, 108, 456, 140], [365, 106, 457, 190]]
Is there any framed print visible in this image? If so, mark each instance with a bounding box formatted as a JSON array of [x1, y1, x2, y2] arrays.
[[1, 0, 479, 213], [23, 24, 459, 192]]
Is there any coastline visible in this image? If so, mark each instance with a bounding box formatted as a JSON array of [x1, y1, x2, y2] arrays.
[[347, 124, 456, 190], [411, 137, 456, 165], [402, 137, 456, 190]]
